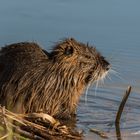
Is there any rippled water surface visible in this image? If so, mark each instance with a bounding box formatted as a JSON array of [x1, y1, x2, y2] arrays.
[[0, 0, 140, 139]]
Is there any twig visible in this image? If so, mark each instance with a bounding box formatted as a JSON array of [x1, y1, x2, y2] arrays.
[[115, 86, 132, 140], [90, 128, 108, 139], [1, 107, 9, 130], [0, 106, 11, 140], [14, 126, 47, 140], [115, 86, 132, 124], [0, 133, 9, 140], [24, 113, 60, 126]]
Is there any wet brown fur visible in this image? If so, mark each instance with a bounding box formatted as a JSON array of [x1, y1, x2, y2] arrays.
[[0, 38, 110, 119]]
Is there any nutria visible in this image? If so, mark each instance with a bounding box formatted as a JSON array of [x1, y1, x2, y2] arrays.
[[0, 38, 110, 119]]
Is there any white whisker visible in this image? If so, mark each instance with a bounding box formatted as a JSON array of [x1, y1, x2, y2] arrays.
[[107, 73, 112, 82], [111, 65, 122, 69], [110, 69, 125, 81], [84, 84, 90, 105], [94, 79, 99, 96]]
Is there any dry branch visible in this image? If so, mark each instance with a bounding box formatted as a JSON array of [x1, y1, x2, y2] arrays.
[[115, 86, 132, 124], [90, 128, 108, 139], [0, 106, 82, 140], [114, 86, 132, 140]]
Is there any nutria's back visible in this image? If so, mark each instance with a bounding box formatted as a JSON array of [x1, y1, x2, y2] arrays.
[[0, 38, 110, 119]]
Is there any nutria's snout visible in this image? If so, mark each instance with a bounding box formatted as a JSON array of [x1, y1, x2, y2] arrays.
[[106, 65, 110, 71], [100, 56, 110, 70], [0, 38, 110, 119]]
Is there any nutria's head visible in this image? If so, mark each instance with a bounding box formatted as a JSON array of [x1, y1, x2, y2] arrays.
[[50, 38, 110, 86]]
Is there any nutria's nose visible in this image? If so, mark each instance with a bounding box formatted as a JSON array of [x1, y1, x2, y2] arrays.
[[104, 61, 110, 71], [106, 65, 110, 71], [101, 56, 110, 71], [101, 59, 110, 71]]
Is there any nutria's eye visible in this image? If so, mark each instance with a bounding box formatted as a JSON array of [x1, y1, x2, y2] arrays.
[[85, 74, 92, 84], [64, 46, 73, 55]]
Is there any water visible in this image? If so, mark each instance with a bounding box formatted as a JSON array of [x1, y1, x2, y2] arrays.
[[0, 0, 140, 139]]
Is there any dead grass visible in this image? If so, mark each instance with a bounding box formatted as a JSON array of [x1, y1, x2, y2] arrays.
[[0, 106, 82, 140]]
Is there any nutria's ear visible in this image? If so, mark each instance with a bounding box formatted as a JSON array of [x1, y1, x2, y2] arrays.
[[64, 46, 74, 56], [69, 38, 75, 41], [42, 49, 50, 56]]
